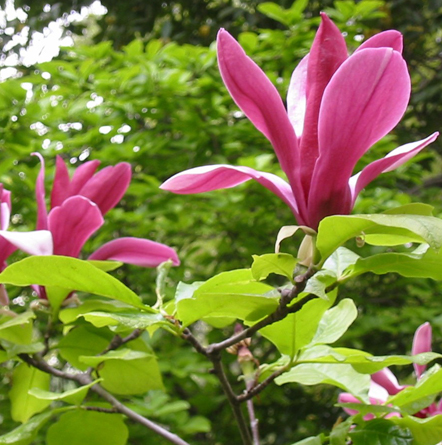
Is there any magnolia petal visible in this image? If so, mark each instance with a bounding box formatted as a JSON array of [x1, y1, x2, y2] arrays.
[[68, 158, 101, 196], [0, 230, 53, 256], [308, 47, 410, 228], [299, 13, 347, 195], [349, 133, 438, 203], [48, 196, 104, 257], [356, 30, 403, 53], [0, 186, 11, 231], [32, 153, 48, 230], [160, 164, 300, 218], [287, 54, 309, 140], [89, 237, 180, 267], [371, 368, 405, 395], [79, 163, 131, 215], [412, 322, 432, 379], [337, 392, 361, 416], [217, 29, 300, 187]]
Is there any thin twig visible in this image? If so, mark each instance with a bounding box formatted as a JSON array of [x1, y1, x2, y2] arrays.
[[211, 353, 253, 445], [237, 366, 289, 403], [18, 354, 191, 445], [245, 380, 260, 445]]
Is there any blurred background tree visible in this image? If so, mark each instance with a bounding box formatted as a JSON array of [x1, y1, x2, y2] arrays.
[[1, 1, 442, 443]]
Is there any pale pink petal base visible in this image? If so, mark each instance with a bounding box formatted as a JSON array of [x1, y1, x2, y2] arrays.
[[89, 237, 180, 267], [0, 230, 53, 256]]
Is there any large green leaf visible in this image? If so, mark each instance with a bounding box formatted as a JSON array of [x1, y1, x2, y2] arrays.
[[387, 366, 442, 414], [0, 256, 147, 310], [0, 312, 35, 345], [251, 253, 298, 282], [57, 325, 113, 371], [348, 245, 442, 281], [28, 380, 101, 405], [46, 410, 128, 445], [258, 292, 336, 356], [9, 363, 51, 423], [0, 411, 54, 445], [349, 419, 412, 445], [275, 362, 370, 402], [308, 299, 357, 346], [176, 269, 276, 326], [391, 416, 442, 445], [316, 214, 442, 262]]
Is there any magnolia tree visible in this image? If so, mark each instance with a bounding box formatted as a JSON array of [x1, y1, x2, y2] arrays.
[[1, 13, 442, 445]]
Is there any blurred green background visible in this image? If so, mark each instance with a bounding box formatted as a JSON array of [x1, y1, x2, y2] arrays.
[[1, 0, 442, 443]]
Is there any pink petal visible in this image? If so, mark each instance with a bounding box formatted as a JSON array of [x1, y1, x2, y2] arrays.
[[88, 237, 180, 267], [79, 163, 131, 215], [50, 156, 71, 208], [298, 13, 347, 198], [217, 29, 301, 195], [31, 153, 48, 230], [68, 158, 101, 196], [356, 30, 403, 53], [48, 196, 104, 257], [0, 185, 11, 231], [287, 54, 309, 141], [371, 368, 405, 395], [160, 165, 300, 219], [307, 47, 410, 228], [338, 392, 360, 416], [412, 322, 432, 379], [349, 133, 438, 203], [0, 230, 53, 256]]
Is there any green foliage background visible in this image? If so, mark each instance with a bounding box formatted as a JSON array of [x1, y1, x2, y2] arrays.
[[1, 0, 442, 443]]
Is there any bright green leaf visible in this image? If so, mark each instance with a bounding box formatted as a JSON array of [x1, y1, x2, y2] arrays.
[[349, 418, 412, 445], [0, 312, 35, 345], [251, 253, 298, 282], [0, 256, 147, 310], [391, 415, 442, 445], [0, 411, 53, 445], [46, 410, 128, 445], [9, 363, 51, 423]]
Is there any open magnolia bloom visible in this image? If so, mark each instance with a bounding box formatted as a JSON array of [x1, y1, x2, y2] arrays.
[[161, 14, 438, 230], [0, 184, 53, 304], [339, 322, 442, 419], [33, 154, 179, 298]]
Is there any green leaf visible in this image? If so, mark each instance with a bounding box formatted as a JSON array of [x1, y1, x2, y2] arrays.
[[382, 203, 434, 216], [387, 366, 442, 414], [58, 325, 113, 371], [275, 362, 370, 402], [46, 410, 128, 445], [0, 411, 54, 445], [349, 419, 412, 445], [28, 380, 101, 405], [257, 2, 290, 26], [349, 245, 442, 281], [251, 253, 297, 282], [0, 256, 147, 310], [308, 299, 357, 346], [323, 247, 360, 278], [391, 415, 442, 445], [0, 312, 35, 345], [330, 418, 354, 445], [87, 260, 123, 272], [316, 214, 442, 262], [176, 269, 276, 326], [59, 299, 137, 325], [79, 348, 152, 366], [258, 292, 336, 356], [9, 363, 51, 423], [79, 311, 172, 333]]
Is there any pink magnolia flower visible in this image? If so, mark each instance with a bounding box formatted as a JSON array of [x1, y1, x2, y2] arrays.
[[339, 322, 442, 419], [0, 184, 52, 304], [33, 154, 179, 297], [160, 14, 438, 230]]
